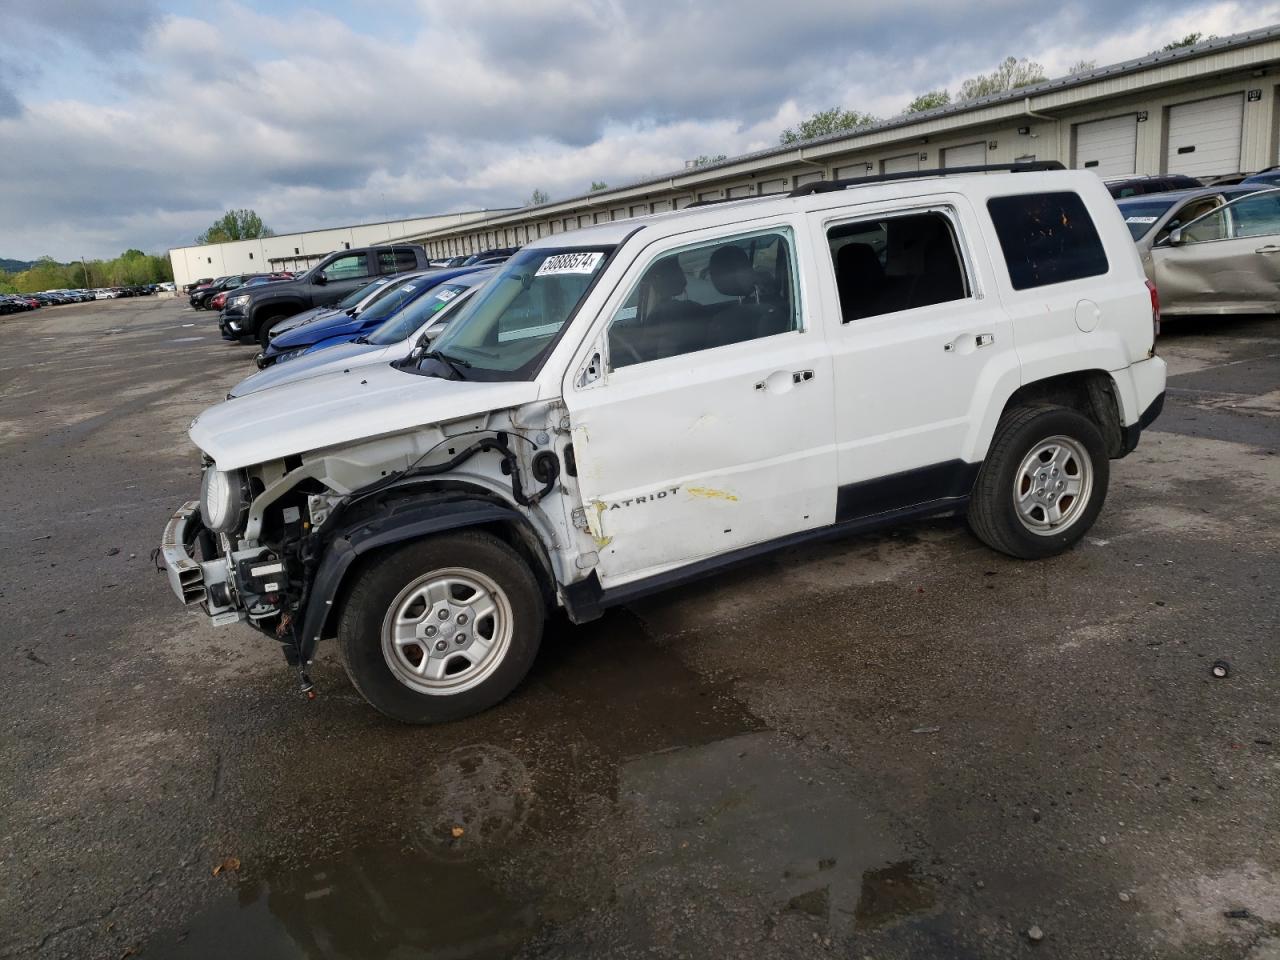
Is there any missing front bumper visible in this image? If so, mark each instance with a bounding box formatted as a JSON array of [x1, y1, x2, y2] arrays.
[[160, 501, 244, 626]]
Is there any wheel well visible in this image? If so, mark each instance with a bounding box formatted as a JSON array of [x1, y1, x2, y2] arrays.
[[1003, 370, 1125, 458], [254, 303, 299, 333], [320, 510, 558, 643]]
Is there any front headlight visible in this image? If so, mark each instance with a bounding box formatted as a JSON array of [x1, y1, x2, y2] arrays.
[[200, 467, 246, 533], [230, 295, 250, 308]]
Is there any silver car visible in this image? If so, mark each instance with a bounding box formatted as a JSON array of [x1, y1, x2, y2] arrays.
[[1120, 186, 1280, 315]]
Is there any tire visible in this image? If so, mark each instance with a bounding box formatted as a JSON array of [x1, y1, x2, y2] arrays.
[[967, 404, 1109, 560], [337, 530, 545, 724], [256, 315, 284, 350]]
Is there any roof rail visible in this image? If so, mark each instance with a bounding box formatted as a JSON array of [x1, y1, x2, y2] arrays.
[[789, 160, 1067, 196]]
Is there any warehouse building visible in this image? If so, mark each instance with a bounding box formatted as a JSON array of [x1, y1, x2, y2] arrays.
[[403, 26, 1280, 257], [168, 210, 507, 288]]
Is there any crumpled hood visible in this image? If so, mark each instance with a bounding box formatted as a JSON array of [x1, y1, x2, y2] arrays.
[[230, 339, 389, 398], [192, 363, 541, 470], [270, 311, 370, 351]]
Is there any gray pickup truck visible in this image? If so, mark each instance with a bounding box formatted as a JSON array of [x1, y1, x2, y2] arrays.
[[219, 244, 431, 347]]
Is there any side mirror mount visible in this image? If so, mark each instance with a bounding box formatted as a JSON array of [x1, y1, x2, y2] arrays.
[[1167, 227, 1186, 247], [314, 273, 328, 285]]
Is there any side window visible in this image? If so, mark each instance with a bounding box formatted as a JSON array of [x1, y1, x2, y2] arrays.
[[1156, 196, 1221, 243], [607, 229, 799, 369], [378, 249, 419, 273], [986, 192, 1109, 290], [321, 253, 370, 281], [827, 211, 968, 323], [1226, 192, 1280, 240], [1182, 207, 1229, 243]]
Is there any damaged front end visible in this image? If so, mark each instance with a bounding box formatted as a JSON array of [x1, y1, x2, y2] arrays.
[[160, 461, 333, 690]]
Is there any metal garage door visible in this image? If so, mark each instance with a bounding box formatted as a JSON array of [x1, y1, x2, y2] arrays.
[[1075, 115, 1137, 176], [943, 142, 987, 167], [882, 153, 920, 175], [1167, 94, 1244, 178]]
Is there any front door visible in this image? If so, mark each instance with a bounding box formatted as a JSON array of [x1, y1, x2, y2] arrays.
[[315, 251, 375, 305], [563, 224, 837, 586], [1153, 190, 1280, 313]]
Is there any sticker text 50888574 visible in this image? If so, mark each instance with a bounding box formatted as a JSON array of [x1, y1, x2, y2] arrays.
[[536, 252, 604, 277]]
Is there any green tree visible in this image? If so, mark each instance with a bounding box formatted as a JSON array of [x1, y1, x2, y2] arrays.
[[1160, 33, 1211, 51], [1067, 59, 1096, 74], [526, 189, 550, 206], [196, 209, 275, 245], [957, 57, 1047, 101], [780, 108, 877, 145], [690, 154, 728, 167], [589, 180, 608, 192], [905, 90, 950, 114]]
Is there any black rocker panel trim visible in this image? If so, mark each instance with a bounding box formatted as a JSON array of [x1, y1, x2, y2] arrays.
[[835, 459, 981, 523]]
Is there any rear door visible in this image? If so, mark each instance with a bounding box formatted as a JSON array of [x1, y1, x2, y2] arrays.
[[808, 195, 1018, 517], [563, 221, 837, 585], [1152, 189, 1280, 312]]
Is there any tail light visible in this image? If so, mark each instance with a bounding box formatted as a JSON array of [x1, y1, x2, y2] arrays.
[[1145, 279, 1160, 349]]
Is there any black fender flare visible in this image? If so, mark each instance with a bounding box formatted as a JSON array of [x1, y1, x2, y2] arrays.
[[296, 495, 543, 664]]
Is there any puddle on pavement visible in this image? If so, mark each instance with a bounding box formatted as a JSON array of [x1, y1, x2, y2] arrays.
[[147, 611, 920, 957]]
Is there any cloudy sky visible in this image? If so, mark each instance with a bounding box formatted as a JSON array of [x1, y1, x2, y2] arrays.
[[2, 0, 1278, 260]]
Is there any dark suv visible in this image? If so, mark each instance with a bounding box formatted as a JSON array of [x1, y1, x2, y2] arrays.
[[1104, 174, 1202, 198], [220, 244, 431, 347]]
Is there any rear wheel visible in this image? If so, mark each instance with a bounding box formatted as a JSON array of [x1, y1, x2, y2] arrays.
[[967, 404, 1109, 559], [337, 531, 545, 724]]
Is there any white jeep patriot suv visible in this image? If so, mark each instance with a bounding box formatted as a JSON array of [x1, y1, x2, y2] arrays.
[[160, 163, 1167, 723]]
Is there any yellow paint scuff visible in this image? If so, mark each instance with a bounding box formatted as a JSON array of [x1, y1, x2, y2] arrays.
[[686, 487, 739, 502]]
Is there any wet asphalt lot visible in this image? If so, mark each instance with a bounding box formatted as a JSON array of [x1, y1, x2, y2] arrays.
[[1, 297, 1278, 960]]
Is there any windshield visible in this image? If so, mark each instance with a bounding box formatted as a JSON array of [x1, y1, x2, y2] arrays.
[[355, 275, 433, 324], [1117, 199, 1177, 240], [336, 278, 385, 310], [422, 247, 613, 380], [367, 282, 475, 345]]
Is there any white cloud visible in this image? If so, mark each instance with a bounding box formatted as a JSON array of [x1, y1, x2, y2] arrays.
[[1, 0, 1277, 258]]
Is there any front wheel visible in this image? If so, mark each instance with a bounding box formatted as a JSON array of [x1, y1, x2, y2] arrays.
[[337, 531, 545, 724], [967, 405, 1109, 560]]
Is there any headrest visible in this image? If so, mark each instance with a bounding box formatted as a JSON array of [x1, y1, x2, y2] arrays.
[[647, 255, 686, 299], [836, 242, 883, 282], [709, 244, 755, 298]]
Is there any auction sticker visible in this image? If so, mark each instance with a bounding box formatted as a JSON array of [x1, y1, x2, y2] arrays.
[[536, 252, 604, 276], [1125, 216, 1159, 224]]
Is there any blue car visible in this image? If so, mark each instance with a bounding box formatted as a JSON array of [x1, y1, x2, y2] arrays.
[[256, 266, 484, 368]]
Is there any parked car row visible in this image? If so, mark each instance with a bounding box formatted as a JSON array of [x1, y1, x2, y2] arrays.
[[189, 272, 293, 310], [0, 286, 163, 314]]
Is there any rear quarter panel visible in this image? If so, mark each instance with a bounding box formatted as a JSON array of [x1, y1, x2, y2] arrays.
[[977, 172, 1153, 429]]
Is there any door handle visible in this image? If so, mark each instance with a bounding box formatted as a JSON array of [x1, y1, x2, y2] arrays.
[[1255, 245, 1280, 254], [754, 370, 814, 391], [944, 334, 995, 353]]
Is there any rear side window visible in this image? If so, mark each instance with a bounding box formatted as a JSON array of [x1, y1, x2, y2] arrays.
[[379, 249, 420, 273], [987, 192, 1109, 290], [827, 211, 969, 322]]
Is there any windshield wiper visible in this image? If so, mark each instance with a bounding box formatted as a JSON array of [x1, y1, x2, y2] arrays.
[[352, 335, 369, 344], [420, 349, 471, 379]]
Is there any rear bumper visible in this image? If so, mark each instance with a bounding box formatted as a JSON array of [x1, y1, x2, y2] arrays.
[[1121, 390, 1166, 456]]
